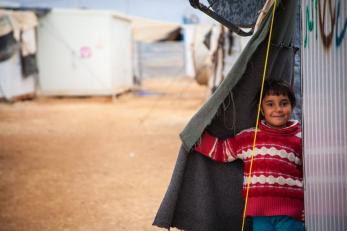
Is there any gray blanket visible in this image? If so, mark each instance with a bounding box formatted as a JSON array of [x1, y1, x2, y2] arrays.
[[154, 147, 251, 231]]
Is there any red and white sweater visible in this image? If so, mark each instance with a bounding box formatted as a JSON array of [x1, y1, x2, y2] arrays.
[[195, 120, 303, 219]]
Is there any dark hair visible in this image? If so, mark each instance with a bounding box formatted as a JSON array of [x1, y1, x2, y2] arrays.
[[260, 80, 296, 107]]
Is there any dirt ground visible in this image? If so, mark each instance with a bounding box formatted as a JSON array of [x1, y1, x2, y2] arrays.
[[0, 77, 207, 231]]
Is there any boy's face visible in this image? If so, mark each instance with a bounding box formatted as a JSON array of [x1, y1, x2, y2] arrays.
[[261, 94, 293, 128]]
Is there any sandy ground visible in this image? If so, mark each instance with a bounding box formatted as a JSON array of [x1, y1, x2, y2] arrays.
[[0, 77, 207, 231]]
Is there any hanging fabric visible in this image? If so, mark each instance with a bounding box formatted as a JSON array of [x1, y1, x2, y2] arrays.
[[153, 1, 298, 230]]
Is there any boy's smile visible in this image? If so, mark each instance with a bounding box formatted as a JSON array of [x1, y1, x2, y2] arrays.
[[261, 94, 293, 128]]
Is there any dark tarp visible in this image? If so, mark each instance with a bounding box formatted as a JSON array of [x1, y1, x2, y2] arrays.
[[153, 1, 298, 230], [0, 32, 19, 62], [207, 0, 266, 27], [20, 53, 38, 77], [292, 1, 302, 121]]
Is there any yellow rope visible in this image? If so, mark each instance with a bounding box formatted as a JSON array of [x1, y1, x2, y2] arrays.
[[241, 1, 277, 230]]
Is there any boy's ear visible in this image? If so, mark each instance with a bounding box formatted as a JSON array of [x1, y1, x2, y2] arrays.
[[260, 109, 264, 116]]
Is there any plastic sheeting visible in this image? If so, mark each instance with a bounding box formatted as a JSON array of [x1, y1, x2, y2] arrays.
[[302, 0, 347, 230]]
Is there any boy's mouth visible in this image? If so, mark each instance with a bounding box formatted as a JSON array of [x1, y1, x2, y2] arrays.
[[271, 115, 285, 118]]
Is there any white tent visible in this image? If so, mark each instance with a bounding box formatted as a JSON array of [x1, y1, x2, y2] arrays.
[[0, 52, 35, 100], [37, 9, 133, 96], [0, 10, 37, 100]]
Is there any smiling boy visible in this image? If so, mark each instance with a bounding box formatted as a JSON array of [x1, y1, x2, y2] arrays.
[[194, 80, 304, 231]]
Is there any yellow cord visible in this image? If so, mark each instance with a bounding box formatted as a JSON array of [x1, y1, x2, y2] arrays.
[[241, 1, 277, 230]]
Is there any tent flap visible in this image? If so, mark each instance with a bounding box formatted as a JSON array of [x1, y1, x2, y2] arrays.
[[179, 0, 297, 151]]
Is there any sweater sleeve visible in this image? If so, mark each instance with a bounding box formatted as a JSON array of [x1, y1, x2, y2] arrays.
[[194, 131, 239, 163]]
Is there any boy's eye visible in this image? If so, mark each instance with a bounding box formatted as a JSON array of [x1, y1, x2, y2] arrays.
[[280, 102, 289, 107], [265, 103, 273, 107]]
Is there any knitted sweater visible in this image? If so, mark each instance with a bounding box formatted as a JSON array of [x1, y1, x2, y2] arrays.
[[195, 120, 303, 219]]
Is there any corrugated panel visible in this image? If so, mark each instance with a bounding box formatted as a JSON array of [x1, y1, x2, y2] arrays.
[[302, 0, 347, 230]]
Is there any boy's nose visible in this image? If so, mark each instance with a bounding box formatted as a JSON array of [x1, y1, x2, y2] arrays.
[[275, 105, 283, 112]]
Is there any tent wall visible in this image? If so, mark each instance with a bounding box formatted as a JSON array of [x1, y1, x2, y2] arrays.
[[302, 0, 347, 230], [110, 15, 133, 92], [0, 52, 35, 100], [37, 9, 133, 96]]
